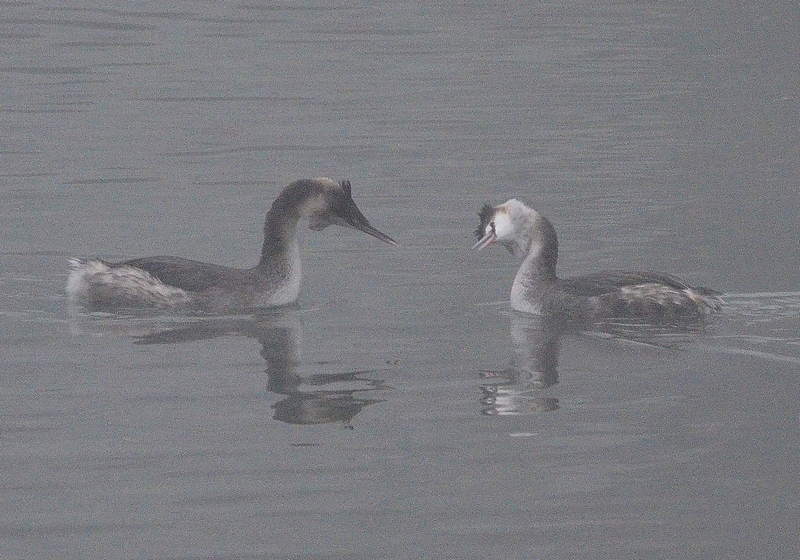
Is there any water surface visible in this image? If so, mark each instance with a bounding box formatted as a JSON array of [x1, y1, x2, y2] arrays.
[[2, 2, 798, 559]]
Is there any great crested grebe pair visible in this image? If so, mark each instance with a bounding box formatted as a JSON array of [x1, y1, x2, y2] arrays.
[[67, 178, 723, 320]]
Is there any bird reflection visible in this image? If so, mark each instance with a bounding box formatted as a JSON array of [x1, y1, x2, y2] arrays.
[[480, 312, 713, 415], [257, 324, 387, 428], [480, 313, 564, 414], [72, 310, 387, 427]]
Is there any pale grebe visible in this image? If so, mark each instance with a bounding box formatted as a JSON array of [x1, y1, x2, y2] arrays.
[[473, 199, 723, 320], [67, 178, 397, 311]]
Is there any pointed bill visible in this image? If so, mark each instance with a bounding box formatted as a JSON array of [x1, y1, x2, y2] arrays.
[[472, 230, 496, 250], [335, 198, 398, 246]]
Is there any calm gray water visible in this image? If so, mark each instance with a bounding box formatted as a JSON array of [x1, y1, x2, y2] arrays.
[[2, 2, 799, 559]]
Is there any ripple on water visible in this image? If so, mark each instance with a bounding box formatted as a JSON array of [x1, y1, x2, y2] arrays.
[[702, 292, 800, 367]]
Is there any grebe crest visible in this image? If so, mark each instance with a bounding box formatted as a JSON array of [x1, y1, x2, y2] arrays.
[[67, 178, 397, 312], [474, 198, 723, 321]]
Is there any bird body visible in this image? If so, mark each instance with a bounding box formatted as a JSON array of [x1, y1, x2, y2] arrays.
[[474, 198, 722, 321], [67, 178, 396, 311]]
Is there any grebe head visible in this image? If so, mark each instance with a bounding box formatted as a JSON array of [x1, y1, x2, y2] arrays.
[[303, 178, 397, 245], [473, 199, 539, 252]]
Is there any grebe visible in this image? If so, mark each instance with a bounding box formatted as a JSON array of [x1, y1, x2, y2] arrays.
[[473, 199, 723, 320], [67, 178, 397, 311]]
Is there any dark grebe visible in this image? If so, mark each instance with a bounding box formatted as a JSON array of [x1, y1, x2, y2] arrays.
[[473, 198, 722, 320], [67, 178, 397, 311]]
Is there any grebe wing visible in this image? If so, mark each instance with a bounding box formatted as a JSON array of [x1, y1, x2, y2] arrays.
[[559, 270, 696, 297], [116, 256, 235, 292]]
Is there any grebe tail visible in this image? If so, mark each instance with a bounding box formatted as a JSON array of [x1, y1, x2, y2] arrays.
[[473, 198, 723, 320], [67, 178, 397, 311]]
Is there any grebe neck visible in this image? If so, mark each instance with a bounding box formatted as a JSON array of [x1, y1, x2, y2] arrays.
[[258, 182, 311, 267], [259, 205, 300, 268], [513, 213, 559, 284]]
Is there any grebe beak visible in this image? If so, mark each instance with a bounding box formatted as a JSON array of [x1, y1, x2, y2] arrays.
[[335, 199, 399, 246], [353, 220, 398, 246], [472, 230, 496, 250]]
